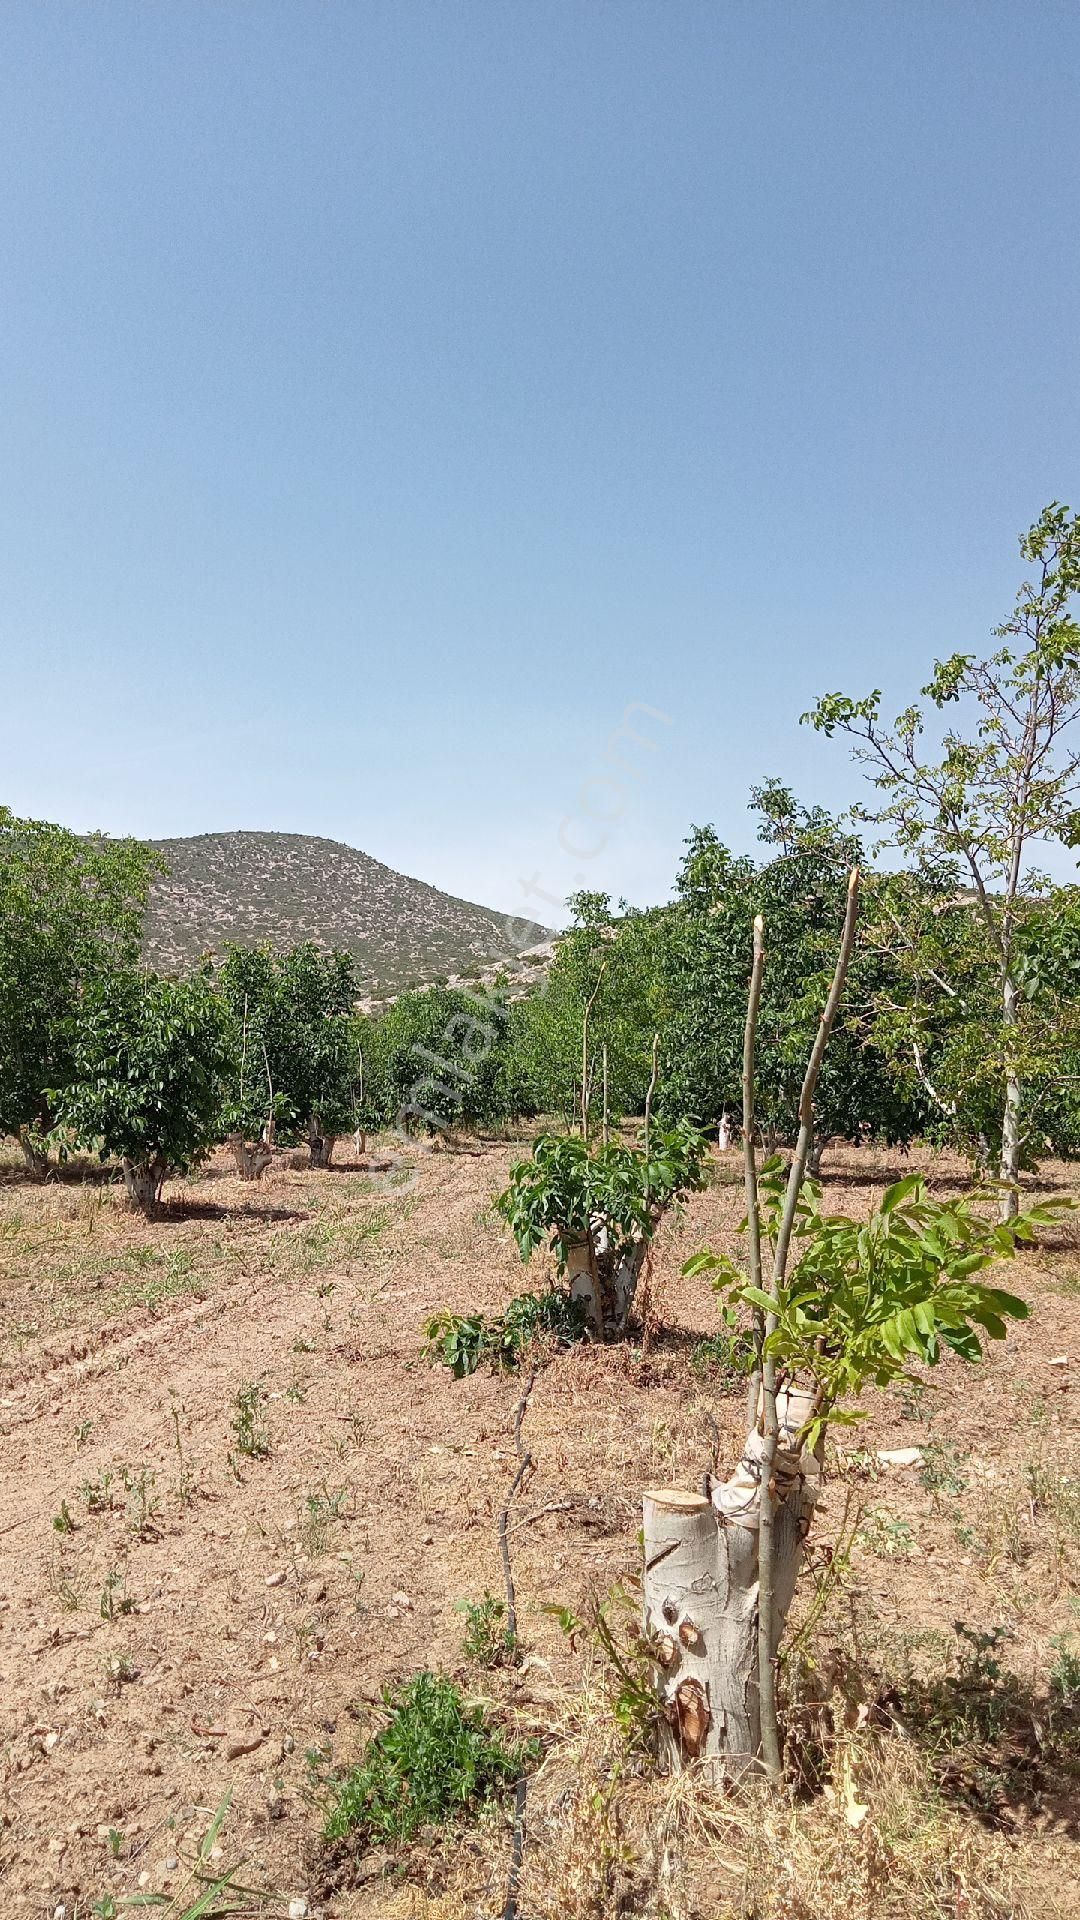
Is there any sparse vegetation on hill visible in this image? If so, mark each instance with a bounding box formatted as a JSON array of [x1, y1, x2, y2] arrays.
[[143, 830, 550, 992]]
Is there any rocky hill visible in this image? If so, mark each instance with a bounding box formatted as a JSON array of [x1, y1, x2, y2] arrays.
[[143, 832, 551, 994]]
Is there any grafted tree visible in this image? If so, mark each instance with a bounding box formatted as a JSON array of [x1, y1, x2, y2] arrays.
[[807, 502, 1080, 1217]]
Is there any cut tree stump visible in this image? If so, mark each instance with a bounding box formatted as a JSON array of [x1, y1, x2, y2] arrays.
[[643, 1387, 819, 1776]]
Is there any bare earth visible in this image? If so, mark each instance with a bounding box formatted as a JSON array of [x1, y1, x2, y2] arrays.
[[1, 1139, 1078, 1919]]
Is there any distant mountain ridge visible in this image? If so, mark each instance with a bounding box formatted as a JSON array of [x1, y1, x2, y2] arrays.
[[143, 831, 551, 994]]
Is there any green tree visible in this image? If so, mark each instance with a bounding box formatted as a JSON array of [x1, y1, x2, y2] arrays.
[[511, 893, 666, 1131], [0, 809, 159, 1175], [659, 792, 921, 1161], [807, 502, 1080, 1214], [216, 943, 360, 1168], [58, 971, 228, 1213], [376, 984, 514, 1135]]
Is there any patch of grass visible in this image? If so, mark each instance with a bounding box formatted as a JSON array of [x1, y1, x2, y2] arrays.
[[324, 1671, 529, 1846], [424, 1289, 590, 1379]]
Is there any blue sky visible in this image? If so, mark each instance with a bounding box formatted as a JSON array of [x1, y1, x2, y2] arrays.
[[2, 3, 1078, 923]]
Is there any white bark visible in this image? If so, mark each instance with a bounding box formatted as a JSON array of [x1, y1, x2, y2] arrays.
[[643, 1387, 818, 1777], [566, 1228, 648, 1339], [227, 1133, 273, 1181], [123, 1155, 166, 1214]]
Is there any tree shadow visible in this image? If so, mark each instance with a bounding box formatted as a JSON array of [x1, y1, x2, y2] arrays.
[[155, 1199, 307, 1226]]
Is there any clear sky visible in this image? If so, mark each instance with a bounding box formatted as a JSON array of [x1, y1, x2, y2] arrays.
[[2, 3, 1078, 924]]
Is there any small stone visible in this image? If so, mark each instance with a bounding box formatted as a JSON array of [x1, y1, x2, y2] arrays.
[[138, 1872, 151, 1888], [391, 1590, 413, 1610], [265, 1571, 287, 1588], [43, 1731, 60, 1754], [164, 1855, 179, 1870], [1048, 1354, 1069, 1367], [876, 1447, 924, 1468], [288, 1901, 309, 1919]]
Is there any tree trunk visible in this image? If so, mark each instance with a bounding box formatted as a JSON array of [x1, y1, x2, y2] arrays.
[[999, 972, 1021, 1222], [18, 1130, 49, 1181], [566, 1228, 647, 1339], [122, 1155, 167, 1215], [227, 1133, 273, 1181], [806, 1134, 830, 1180], [308, 1118, 336, 1169], [643, 1387, 818, 1777]]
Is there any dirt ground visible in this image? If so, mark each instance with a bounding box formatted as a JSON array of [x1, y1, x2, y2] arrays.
[[1, 1136, 1078, 1919]]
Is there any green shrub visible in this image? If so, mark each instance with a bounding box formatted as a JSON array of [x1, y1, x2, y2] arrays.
[[324, 1672, 528, 1845], [457, 1591, 516, 1667], [424, 1289, 589, 1378]]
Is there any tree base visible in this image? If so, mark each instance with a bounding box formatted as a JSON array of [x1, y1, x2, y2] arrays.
[[122, 1156, 167, 1215], [18, 1132, 49, 1181], [308, 1128, 337, 1170], [227, 1134, 273, 1181]]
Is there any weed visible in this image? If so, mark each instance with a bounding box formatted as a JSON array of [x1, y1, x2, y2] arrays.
[[121, 1464, 161, 1537], [1049, 1636, 1080, 1707], [81, 1468, 118, 1513], [292, 1334, 317, 1354], [90, 1795, 262, 1917], [48, 1548, 82, 1612], [74, 1419, 93, 1450], [457, 1591, 517, 1668], [104, 1652, 137, 1689], [106, 1826, 124, 1858], [857, 1508, 915, 1558], [52, 1500, 76, 1536], [689, 1326, 756, 1384], [324, 1671, 530, 1846], [424, 1289, 590, 1379], [834, 1446, 880, 1482], [300, 1482, 350, 1556], [100, 1567, 135, 1620], [170, 1403, 196, 1509], [896, 1375, 931, 1421], [286, 1378, 308, 1404], [919, 1440, 969, 1498], [1025, 1450, 1080, 1543], [231, 1381, 271, 1459]]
